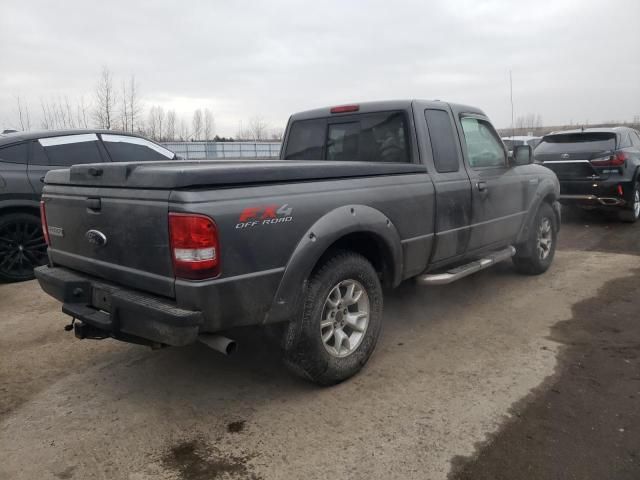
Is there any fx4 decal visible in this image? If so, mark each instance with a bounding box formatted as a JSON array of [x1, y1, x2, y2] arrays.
[[236, 204, 294, 229]]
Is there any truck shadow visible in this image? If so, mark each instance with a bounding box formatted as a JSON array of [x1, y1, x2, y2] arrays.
[[76, 261, 528, 409]]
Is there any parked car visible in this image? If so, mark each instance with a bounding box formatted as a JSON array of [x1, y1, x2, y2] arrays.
[[534, 127, 640, 222], [0, 130, 178, 281], [35, 100, 560, 385]]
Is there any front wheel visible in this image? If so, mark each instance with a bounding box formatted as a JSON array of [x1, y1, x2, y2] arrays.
[[513, 202, 558, 275], [619, 182, 640, 223], [283, 251, 383, 385]]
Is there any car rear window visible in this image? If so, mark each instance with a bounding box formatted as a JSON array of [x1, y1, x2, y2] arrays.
[[284, 111, 410, 163], [536, 132, 617, 154], [102, 134, 174, 162]]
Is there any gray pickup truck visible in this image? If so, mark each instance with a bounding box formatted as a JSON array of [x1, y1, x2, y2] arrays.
[[35, 100, 560, 385]]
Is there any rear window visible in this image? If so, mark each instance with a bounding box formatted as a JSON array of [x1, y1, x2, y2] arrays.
[[284, 111, 410, 163], [535, 133, 617, 154], [102, 134, 174, 162], [0, 143, 27, 164]]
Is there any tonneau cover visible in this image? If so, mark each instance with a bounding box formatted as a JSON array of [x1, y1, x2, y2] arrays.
[[45, 160, 427, 189]]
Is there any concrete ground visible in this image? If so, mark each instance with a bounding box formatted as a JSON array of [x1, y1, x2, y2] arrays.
[[1, 211, 639, 480]]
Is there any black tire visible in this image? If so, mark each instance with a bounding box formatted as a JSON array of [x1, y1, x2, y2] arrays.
[[513, 202, 558, 275], [0, 213, 48, 282], [618, 182, 640, 223], [283, 251, 383, 385]]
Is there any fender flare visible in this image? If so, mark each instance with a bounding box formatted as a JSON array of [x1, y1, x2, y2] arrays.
[[263, 204, 403, 324], [515, 177, 560, 245]]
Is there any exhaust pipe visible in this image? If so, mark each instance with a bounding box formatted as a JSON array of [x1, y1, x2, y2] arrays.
[[598, 197, 625, 206], [198, 334, 237, 356]]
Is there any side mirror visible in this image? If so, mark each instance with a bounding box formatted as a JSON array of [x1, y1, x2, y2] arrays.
[[510, 145, 532, 166]]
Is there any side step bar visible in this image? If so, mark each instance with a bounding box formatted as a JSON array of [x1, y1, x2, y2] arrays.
[[417, 246, 516, 286]]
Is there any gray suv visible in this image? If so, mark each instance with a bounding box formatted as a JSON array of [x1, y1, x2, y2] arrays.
[[0, 130, 177, 281]]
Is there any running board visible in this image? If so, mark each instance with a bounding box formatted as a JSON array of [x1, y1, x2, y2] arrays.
[[417, 246, 516, 286]]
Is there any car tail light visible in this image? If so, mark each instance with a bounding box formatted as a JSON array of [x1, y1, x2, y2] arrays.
[[590, 151, 627, 167], [168, 213, 219, 280], [330, 104, 359, 114], [40, 200, 50, 246]]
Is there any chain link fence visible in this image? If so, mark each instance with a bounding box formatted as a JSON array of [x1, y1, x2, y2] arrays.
[[162, 142, 281, 160]]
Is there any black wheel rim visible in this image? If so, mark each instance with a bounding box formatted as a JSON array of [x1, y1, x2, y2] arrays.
[[0, 219, 47, 279]]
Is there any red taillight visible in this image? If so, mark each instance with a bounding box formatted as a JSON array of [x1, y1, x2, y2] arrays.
[[611, 151, 627, 166], [40, 200, 50, 246], [330, 104, 359, 114], [590, 151, 627, 167], [168, 213, 219, 280]]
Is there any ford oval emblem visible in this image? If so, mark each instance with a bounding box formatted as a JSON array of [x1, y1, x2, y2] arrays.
[[85, 229, 107, 247]]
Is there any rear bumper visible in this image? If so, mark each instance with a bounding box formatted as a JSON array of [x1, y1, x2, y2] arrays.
[[34, 265, 203, 346], [559, 194, 626, 207], [558, 179, 633, 208]]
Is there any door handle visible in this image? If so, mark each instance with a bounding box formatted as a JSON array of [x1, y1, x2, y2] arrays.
[[476, 181, 488, 192], [39, 176, 45, 183]]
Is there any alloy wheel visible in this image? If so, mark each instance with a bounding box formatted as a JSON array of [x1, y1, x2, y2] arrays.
[[0, 218, 47, 280], [320, 279, 370, 358], [537, 217, 553, 260]]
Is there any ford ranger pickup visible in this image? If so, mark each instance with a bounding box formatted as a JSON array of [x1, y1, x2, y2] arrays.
[[35, 100, 561, 385]]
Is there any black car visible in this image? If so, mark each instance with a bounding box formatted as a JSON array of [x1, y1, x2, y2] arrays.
[[0, 130, 178, 281], [535, 127, 640, 222]]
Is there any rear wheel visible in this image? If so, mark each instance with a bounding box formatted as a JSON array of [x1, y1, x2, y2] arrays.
[[513, 202, 558, 275], [283, 251, 383, 385], [0, 213, 48, 282], [619, 182, 640, 223]]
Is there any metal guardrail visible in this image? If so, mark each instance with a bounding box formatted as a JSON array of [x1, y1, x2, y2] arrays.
[[162, 141, 281, 160]]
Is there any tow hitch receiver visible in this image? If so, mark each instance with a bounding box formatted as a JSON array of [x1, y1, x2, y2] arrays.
[[73, 321, 109, 340]]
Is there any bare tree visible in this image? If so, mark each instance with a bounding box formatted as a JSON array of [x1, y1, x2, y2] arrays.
[[192, 109, 203, 141], [235, 120, 248, 140], [203, 108, 214, 141], [120, 80, 129, 131], [165, 110, 177, 141], [77, 95, 90, 128], [94, 67, 116, 129], [247, 116, 269, 141], [270, 127, 284, 141], [127, 76, 141, 132], [39, 96, 79, 129], [14, 95, 32, 131], [179, 117, 190, 141]]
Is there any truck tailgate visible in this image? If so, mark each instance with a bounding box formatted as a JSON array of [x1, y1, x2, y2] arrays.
[[43, 185, 175, 298]]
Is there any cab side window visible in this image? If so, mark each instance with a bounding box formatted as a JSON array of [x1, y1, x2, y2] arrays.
[[424, 109, 460, 173], [460, 117, 506, 168]]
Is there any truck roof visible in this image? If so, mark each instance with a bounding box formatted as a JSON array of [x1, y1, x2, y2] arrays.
[[289, 99, 485, 121]]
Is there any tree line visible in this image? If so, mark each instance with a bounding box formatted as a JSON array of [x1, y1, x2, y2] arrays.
[[9, 67, 283, 142]]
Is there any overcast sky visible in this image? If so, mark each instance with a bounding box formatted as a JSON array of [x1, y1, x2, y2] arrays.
[[1, 0, 639, 136]]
